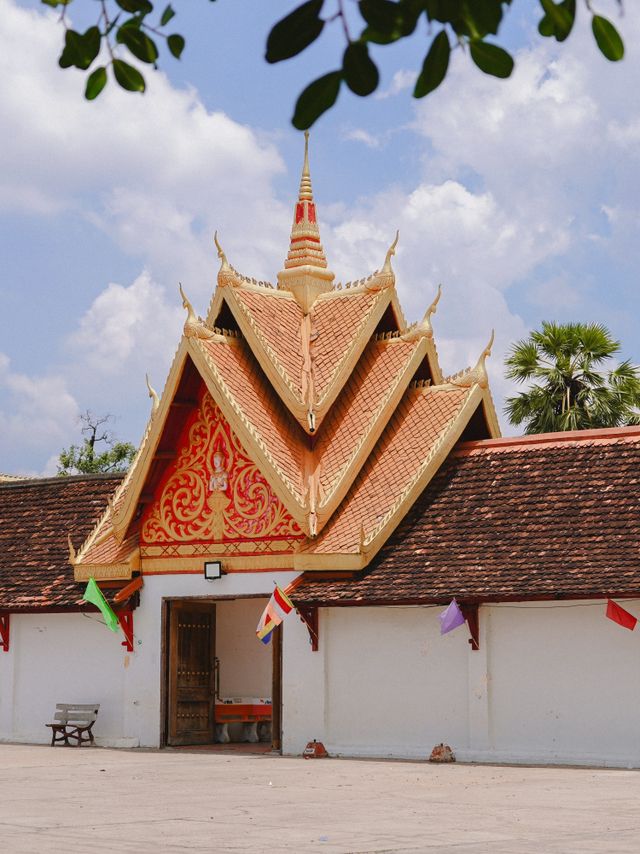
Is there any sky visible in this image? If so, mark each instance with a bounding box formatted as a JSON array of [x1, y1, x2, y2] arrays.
[[1, 0, 639, 474]]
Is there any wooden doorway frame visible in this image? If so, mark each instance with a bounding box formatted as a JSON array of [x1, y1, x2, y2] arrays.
[[161, 595, 283, 752]]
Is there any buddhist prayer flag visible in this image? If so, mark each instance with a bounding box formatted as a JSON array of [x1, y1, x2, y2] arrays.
[[256, 585, 294, 645], [82, 577, 119, 633], [439, 599, 466, 636], [606, 599, 637, 631]]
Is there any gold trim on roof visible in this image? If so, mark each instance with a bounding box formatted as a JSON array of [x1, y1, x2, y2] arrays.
[[146, 373, 160, 414], [447, 329, 494, 389], [73, 135, 501, 580]]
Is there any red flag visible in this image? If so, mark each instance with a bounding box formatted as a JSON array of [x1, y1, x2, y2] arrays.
[[606, 599, 637, 631]]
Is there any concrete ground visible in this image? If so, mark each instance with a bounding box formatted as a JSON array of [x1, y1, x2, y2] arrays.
[[1, 744, 639, 853]]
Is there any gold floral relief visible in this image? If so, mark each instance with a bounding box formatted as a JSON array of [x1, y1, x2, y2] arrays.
[[141, 391, 303, 544]]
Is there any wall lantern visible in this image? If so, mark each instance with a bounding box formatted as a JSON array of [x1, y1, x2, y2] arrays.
[[204, 560, 223, 581]]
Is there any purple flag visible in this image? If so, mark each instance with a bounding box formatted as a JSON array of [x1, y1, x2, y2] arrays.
[[439, 599, 466, 635]]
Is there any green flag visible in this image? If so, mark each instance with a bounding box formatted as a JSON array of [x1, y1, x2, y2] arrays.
[[82, 577, 119, 632]]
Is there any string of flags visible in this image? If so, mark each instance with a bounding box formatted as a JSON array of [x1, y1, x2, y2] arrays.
[[82, 576, 640, 648], [438, 597, 640, 638]]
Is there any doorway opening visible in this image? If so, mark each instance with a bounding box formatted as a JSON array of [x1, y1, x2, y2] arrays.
[[162, 597, 281, 751]]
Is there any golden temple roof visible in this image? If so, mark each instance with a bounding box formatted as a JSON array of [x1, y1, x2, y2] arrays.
[[73, 136, 500, 580]]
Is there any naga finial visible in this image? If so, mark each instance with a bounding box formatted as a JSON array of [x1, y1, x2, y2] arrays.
[[214, 230, 229, 267], [179, 283, 197, 323], [179, 283, 217, 340], [68, 535, 77, 565], [146, 373, 160, 414], [382, 230, 400, 275], [450, 329, 495, 389], [426, 284, 442, 321], [400, 284, 442, 341], [483, 329, 495, 359]]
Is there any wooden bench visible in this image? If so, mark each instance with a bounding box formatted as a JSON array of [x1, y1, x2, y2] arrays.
[[46, 704, 100, 747]]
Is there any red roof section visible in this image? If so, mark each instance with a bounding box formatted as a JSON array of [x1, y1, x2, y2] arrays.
[[0, 474, 123, 609], [294, 428, 640, 604], [232, 289, 306, 405], [311, 290, 384, 406], [303, 386, 470, 555]]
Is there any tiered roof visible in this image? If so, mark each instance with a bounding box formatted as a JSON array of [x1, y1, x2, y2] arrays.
[[71, 135, 500, 581]]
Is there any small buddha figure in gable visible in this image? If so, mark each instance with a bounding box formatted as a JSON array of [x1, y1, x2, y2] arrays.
[[209, 451, 229, 493]]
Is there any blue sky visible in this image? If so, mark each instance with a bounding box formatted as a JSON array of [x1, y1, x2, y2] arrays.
[[1, 0, 638, 474]]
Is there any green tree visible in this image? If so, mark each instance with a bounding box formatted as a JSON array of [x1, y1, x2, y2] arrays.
[[57, 411, 136, 475], [41, 1, 625, 127], [504, 321, 640, 434]]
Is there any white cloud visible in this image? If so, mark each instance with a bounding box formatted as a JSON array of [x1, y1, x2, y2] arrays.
[[0, 0, 290, 302], [67, 270, 182, 377], [376, 69, 417, 100], [0, 352, 79, 472], [2, 0, 640, 472], [343, 128, 382, 149]]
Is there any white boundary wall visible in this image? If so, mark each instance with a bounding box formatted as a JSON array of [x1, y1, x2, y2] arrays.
[[282, 601, 640, 767], [0, 571, 296, 748], [4, 592, 639, 765]]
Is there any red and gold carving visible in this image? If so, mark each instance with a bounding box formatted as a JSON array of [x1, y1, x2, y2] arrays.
[[141, 391, 303, 546]]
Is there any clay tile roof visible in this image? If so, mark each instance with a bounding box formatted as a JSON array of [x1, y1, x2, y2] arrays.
[[222, 284, 394, 432], [0, 474, 123, 610], [232, 289, 306, 406], [303, 385, 471, 557], [311, 290, 387, 409], [294, 427, 640, 605], [315, 338, 424, 518], [196, 336, 307, 506]]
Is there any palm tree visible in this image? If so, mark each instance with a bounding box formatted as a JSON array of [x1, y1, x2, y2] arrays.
[[504, 321, 640, 434]]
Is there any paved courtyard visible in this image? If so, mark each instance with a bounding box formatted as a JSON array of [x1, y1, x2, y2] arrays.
[[1, 744, 639, 853]]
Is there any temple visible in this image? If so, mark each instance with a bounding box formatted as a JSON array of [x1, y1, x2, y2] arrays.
[[2, 137, 640, 765], [70, 131, 499, 584]]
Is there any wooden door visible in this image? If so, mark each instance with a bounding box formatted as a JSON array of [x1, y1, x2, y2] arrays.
[[168, 601, 216, 746]]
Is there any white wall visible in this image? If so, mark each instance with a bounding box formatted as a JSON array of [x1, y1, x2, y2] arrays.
[[0, 571, 297, 748], [283, 606, 470, 759], [484, 602, 640, 766], [282, 601, 640, 767], [0, 613, 129, 746], [216, 598, 271, 698], [6, 592, 640, 766]]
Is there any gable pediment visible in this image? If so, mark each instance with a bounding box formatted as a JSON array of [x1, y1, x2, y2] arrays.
[[139, 387, 304, 560]]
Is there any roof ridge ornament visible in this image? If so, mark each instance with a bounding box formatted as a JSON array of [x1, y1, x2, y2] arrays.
[[382, 230, 399, 275], [366, 231, 399, 293], [401, 284, 442, 341], [214, 231, 239, 288], [145, 373, 160, 414], [450, 329, 494, 389], [277, 132, 335, 313], [179, 283, 218, 340]]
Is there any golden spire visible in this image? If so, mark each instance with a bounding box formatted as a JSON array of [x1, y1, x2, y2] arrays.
[[278, 132, 334, 312], [299, 130, 313, 201]]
